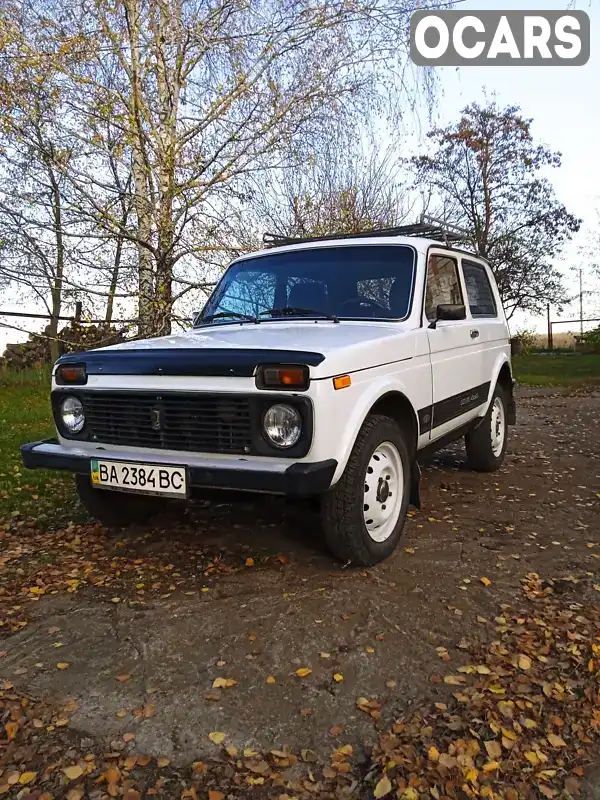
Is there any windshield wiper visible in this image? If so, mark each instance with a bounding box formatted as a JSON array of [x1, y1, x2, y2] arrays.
[[260, 307, 339, 323], [200, 310, 259, 323]]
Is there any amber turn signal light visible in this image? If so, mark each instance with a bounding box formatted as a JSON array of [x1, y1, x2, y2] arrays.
[[256, 365, 309, 390], [56, 364, 87, 385], [333, 375, 351, 390]]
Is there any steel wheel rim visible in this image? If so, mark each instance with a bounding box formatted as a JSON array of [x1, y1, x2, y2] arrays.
[[490, 397, 506, 457], [363, 441, 403, 543]]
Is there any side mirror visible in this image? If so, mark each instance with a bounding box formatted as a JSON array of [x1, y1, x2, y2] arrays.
[[428, 304, 466, 329]]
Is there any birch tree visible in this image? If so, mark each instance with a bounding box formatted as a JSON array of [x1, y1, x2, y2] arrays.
[[57, 0, 440, 335]]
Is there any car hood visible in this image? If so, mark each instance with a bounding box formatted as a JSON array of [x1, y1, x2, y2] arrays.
[[60, 321, 416, 379], [108, 321, 408, 353]]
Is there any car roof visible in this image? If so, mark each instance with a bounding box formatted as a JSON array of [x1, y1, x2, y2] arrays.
[[232, 236, 487, 265]]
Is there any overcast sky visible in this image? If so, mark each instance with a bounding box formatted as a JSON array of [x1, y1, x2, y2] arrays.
[[0, 0, 598, 350]]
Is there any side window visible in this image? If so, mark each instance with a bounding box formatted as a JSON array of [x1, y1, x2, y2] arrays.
[[462, 260, 497, 317], [425, 255, 463, 321]]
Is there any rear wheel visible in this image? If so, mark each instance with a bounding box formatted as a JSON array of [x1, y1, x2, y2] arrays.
[[320, 415, 411, 566], [75, 474, 165, 527], [465, 384, 508, 472]]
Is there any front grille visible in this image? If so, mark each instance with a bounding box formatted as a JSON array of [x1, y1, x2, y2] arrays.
[[81, 392, 253, 455]]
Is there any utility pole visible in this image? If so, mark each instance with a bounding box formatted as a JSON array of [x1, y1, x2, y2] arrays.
[[579, 269, 584, 337], [547, 302, 553, 350]]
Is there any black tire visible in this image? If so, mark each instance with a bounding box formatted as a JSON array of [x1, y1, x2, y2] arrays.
[[75, 474, 165, 527], [465, 384, 508, 472], [320, 414, 411, 566]]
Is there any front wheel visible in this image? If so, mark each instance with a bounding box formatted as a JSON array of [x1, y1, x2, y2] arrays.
[[75, 474, 165, 527], [465, 384, 508, 472], [320, 415, 411, 566]]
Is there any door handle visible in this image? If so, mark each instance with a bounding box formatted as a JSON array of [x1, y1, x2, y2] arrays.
[[470, 329, 480, 339]]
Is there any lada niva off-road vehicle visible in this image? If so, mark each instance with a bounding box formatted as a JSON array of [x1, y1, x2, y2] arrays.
[[21, 219, 516, 565]]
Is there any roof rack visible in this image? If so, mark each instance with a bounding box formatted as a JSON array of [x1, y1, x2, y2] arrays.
[[263, 214, 473, 249]]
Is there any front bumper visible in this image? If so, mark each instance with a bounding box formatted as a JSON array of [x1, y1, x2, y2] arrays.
[[20, 439, 336, 497]]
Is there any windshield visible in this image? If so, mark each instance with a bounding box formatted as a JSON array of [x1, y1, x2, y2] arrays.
[[197, 245, 415, 325]]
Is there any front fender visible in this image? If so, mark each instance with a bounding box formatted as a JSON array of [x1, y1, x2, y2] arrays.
[[328, 376, 420, 485]]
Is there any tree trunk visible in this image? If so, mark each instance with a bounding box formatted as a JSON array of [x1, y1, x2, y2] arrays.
[[125, 0, 155, 338], [48, 170, 64, 363], [150, 0, 181, 338], [151, 254, 174, 336]]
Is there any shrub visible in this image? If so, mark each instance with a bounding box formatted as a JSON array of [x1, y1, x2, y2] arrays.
[[581, 326, 600, 354], [513, 328, 538, 355]]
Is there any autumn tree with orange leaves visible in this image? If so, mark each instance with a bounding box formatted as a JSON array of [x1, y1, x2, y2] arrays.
[[413, 102, 580, 318]]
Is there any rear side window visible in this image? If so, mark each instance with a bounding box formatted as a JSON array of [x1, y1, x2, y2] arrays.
[[425, 255, 463, 321], [462, 260, 497, 317]]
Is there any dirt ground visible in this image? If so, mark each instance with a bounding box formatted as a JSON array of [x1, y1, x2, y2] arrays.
[[1, 387, 599, 798]]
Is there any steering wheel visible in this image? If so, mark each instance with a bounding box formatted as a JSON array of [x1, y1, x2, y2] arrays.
[[340, 297, 387, 315]]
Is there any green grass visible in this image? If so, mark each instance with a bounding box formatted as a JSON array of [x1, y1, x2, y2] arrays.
[[0, 369, 77, 522], [513, 353, 600, 387]]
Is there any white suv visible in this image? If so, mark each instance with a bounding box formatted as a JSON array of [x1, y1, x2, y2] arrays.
[[21, 221, 516, 565]]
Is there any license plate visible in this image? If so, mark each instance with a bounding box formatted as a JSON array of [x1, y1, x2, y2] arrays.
[[90, 459, 187, 498]]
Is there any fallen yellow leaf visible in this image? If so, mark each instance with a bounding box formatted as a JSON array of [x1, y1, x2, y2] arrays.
[[547, 733, 567, 748], [480, 577, 492, 587], [485, 740, 502, 759], [265, 675, 276, 684], [63, 765, 83, 781], [19, 772, 37, 785], [333, 673, 344, 683], [518, 654, 532, 670], [443, 675, 465, 685], [157, 757, 170, 767], [483, 761, 500, 772], [57, 663, 69, 670], [295, 667, 312, 678], [428, 746, 440, 761], [5, 722, 18, 740], [245, 557, 254, 567], [373, 774, 392, 798], [208, 731, 225, 744]]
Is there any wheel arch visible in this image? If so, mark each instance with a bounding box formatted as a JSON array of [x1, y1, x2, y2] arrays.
[[331, 385, 420, 485], [493, 358, 516, 425], [369, 391, 419, 459]]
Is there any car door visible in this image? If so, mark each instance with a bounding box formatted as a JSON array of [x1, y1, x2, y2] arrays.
[[424, 250, 488, 442], [460, 257, 507, 390]]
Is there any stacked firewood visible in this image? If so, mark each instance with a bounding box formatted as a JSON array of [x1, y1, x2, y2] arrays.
[[0, 322, 129, 369]]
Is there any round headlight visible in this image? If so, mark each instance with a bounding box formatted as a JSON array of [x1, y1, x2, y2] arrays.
[[263, 403, 302, 448], [60, 396, 85, 433]]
